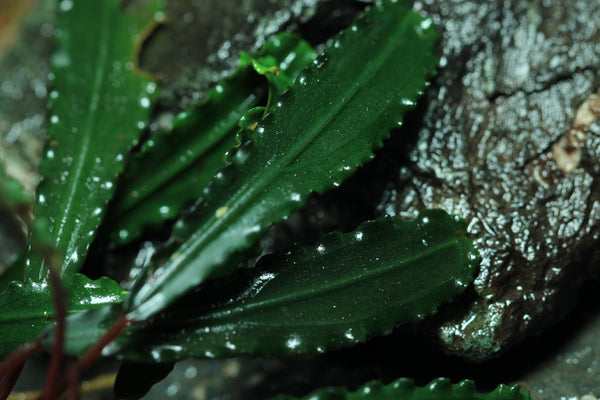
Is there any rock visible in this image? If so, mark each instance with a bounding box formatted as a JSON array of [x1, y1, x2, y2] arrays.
[[376, 0, 600, 360]]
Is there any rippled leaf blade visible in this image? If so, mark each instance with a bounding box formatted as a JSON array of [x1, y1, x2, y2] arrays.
[[25, 0, 162, 281], [82, 211, 476, 362], [0, 274, 126, 357], [126, 0, 438, 320], [106, 33, 315, 245], [275, 378, 531, 400]]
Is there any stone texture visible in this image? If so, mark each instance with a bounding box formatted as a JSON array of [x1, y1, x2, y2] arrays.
[[376, 0, 600, 360]]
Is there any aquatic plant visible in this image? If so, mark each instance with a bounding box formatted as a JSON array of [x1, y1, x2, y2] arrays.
[[0, 0, 529, 398]]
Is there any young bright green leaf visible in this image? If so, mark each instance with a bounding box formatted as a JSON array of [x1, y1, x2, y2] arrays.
[[275, 378, 531, 400], [106, 33, 316, 245], [125, 0, 438, 321], [0, 273, 126, 357], [25, 0, 162, 281], [239, 33, 317, 104], [89, 211, 476, 362]]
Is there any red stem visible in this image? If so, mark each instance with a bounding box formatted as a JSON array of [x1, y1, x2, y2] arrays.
[[41, 265, 67, 400], [0, 362, 25, 400], [0, 339, 43, 400], [62, 314, 130, 399]]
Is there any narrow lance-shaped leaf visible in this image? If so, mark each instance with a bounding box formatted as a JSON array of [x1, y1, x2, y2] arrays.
[[115, 106, 267, 247], [0, 273, 126, 357], [126, 0, 438, 320], [60, 210, 477, 362], [274, 378, 531, 400], [106, 33, 316, 245], [25, 0, 162, 281]]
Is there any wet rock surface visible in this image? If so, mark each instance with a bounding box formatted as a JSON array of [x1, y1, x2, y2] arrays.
[[376, 0, 600, 360]]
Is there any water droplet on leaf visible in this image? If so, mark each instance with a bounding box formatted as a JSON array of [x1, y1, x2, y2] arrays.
[[286, 336, 301, 349], [139, 97, 151, 109], [59, 0, 73, 12]]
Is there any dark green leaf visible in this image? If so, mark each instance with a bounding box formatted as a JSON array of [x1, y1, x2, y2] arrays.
[[125, 0, 438, 320], [25, 0, 162, 281], [0, 273, 126, 357], [273, 378, 531, 400], [62, 211, 475, 362], [106, 33, 315, 245]]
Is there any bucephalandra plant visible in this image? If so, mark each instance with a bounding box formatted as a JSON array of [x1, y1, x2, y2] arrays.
[[0, 0, 531, 399]]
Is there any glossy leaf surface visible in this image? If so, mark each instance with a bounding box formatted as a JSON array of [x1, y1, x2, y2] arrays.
[[107, 33, 315, 245], [25, 0, 162, 281], [239, 34, 317, 105], [0, 274, 126, 357], [275, 378, 531, 400], [126, 0, 438, 320], [64, 211, 476, 362]]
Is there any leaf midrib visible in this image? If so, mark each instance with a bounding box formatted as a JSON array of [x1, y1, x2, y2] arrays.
[[194, 237, 462, 322], [52, 3, 112, 276], [148, 12, 413, 299]]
